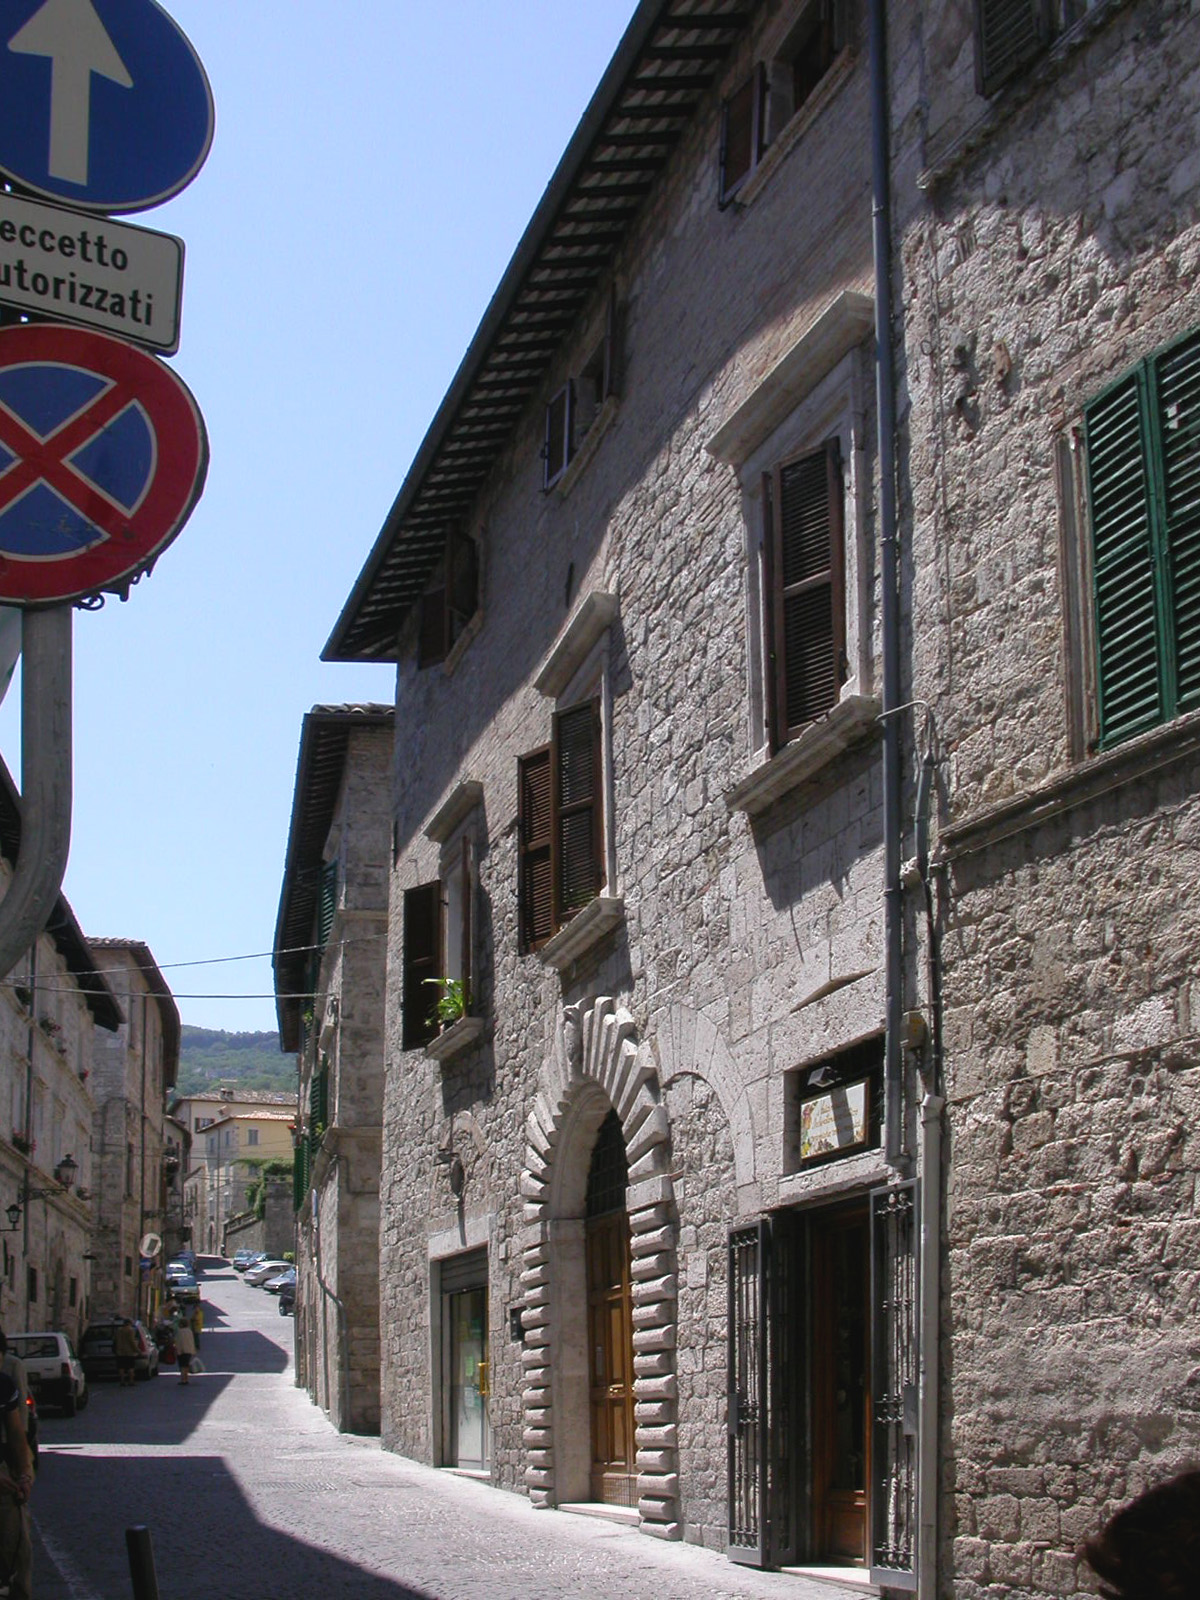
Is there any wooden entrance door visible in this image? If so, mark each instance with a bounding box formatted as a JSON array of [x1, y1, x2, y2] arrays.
[[584, 1109, 636, 1507], [586, 1207, 636, 1505], [811, 1210, 870, 1563]]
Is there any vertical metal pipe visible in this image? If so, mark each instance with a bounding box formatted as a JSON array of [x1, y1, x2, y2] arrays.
[[868, 0, 904, 1166], [0, 607, 73, 980]]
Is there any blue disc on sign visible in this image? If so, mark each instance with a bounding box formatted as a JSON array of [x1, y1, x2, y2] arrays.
[[0, 359, 154, 556], [0, 0, 214, 214]]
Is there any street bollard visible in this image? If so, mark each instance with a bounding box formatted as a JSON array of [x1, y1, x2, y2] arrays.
[[126, 1525, 160, 1600]]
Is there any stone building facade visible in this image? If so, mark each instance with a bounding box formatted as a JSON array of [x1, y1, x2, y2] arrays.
[[88, 941, 180, 1323], [897, 1, 1200, 1594], [274, 705, 392, 1434], [174, 1088, 295, 1251], [319, 0, 1200, 1595], [0, 762, 121, 1341]]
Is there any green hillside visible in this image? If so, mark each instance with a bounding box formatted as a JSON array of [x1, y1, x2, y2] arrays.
[[176, 1025, 296, 1097]]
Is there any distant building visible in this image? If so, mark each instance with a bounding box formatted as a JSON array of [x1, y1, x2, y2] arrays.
[[274, 704, 392, 1433], [88, 941, 181, 1321], [173, 1088, 295, 1252], [0, 761, 121, 1340]]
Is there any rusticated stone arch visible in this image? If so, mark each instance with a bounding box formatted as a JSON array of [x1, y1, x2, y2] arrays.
[[656, 1001, 757, 1194], [519, 996, 680, 1539]]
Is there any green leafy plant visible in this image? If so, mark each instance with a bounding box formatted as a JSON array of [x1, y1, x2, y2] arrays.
[[424, 977, 467, 1029]]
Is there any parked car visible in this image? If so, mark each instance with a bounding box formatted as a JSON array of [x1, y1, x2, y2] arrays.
[[166, 1272, 201, 1303], [175, 1249, 197, 1273], [6, 1332, 87, 1416], [278, 1278, 295, 1316], [263, 1267, 295, 1294], [79, 1318, 160, 1382], [245, 1259, 290, 1286], [231, 1249, 257, 1272]]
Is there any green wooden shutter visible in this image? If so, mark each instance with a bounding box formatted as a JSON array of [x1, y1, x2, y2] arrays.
[[1086, 371, 1164, 746], [1154, 330, 1200, 715], [317, 859, 337, 951], [771, 442, 844, 742], [402, 882, 441, 1048], [518, 747, 553, 951], [976, 0, 1047, 96], [553, 700, 602, 925]]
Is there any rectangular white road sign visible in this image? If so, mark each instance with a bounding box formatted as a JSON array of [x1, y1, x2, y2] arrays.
[[0, 192, 184, 354]]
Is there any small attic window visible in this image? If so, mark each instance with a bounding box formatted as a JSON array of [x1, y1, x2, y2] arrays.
[[542, 294, 621, 491], [417, 527, 479, 669]]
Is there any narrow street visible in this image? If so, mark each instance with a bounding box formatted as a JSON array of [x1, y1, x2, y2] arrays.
[[30, 1259, 849, 1600]]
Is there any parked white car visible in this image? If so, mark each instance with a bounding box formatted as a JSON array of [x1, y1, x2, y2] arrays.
[[244, 1259, 290, 1286], [8, 1331, 88, 1415]]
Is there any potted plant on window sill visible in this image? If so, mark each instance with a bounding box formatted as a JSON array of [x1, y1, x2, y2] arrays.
[[424, 980, 483, 1062]]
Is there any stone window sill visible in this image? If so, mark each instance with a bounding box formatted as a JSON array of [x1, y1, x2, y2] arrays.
[[938, 706, 1200, 861], [425, 1015, 484, 1064], [725, 695, 881, 818], [537, 895, 624, 972]]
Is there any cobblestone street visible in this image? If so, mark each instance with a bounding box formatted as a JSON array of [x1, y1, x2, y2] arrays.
[[30, 1260, 851, 1600]]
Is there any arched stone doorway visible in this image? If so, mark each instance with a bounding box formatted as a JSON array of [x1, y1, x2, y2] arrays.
[[520, 997, 681, 1537]]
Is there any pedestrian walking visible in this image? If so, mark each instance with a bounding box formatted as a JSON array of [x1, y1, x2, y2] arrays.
[[190, 1301, 204, 1348], [174, 1319, 196, 1385], [0, 1366, 34, 1600], [113, 1320, 139, 1389]]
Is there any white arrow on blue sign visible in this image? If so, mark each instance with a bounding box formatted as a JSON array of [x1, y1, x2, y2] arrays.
[[0, 0, 214, 214]]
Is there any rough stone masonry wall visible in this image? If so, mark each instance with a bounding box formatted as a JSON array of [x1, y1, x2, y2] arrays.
[[378, 0, 889, 1545], [897, 2, 1200, 1594]]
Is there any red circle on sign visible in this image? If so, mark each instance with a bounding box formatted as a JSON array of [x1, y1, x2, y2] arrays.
[[0, 323, 207, 605]]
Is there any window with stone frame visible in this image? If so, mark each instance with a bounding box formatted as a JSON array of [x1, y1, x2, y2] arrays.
[[518, 700, 604, 952], [763, 439, 847, 750], [975, 0, 1106, 97], [417, 526, 480, 669], [401, 842, 475, 1048], [718, 0, 849, 206], [542, 295, 621, 490], [1079, 326, 1200, 751]]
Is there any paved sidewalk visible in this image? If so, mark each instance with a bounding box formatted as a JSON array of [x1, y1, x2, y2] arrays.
[[31, 1260, 858, 1600]]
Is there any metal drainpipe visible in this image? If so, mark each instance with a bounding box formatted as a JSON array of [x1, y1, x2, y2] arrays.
[[868, 0, 904, 1167], [310, 1167, 351, 1431]]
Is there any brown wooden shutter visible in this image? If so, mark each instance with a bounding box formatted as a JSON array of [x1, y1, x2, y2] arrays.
[[602, 289, 621, 401], [417, 587, 447, 668], [518, 746, 553, 951], [447, 528, 479, 647], [402, 882, 441, 1048], [459, 832, 473, 1010], [976, 0, 1047, 97], [770, 441, 845, 743], [761, 471, 780, 754], [554, 700, 603, 925], [544, 384, 574, 488], [719, 65, 766, 206]]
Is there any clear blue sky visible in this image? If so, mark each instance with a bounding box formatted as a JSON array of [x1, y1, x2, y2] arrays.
[[0, 1, 637, 1033]]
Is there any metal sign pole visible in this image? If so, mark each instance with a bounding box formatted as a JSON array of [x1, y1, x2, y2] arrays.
[[0, 606, 73, 978]]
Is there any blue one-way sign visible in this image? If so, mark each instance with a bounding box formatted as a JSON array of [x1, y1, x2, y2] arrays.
[[0, 0, 214, 214]]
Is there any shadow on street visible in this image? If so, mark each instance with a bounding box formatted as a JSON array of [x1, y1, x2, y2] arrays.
[[32, 1454, 436, 1600]]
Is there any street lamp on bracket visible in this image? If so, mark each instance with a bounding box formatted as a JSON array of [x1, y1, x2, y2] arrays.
[[3, 1153, 78, 1230]]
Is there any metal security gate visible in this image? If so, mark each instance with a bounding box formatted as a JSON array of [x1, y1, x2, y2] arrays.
[[727, 1215, 803, 1567], [870, 1180, 919, 1590], [727, 1221, 768, 1565]]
